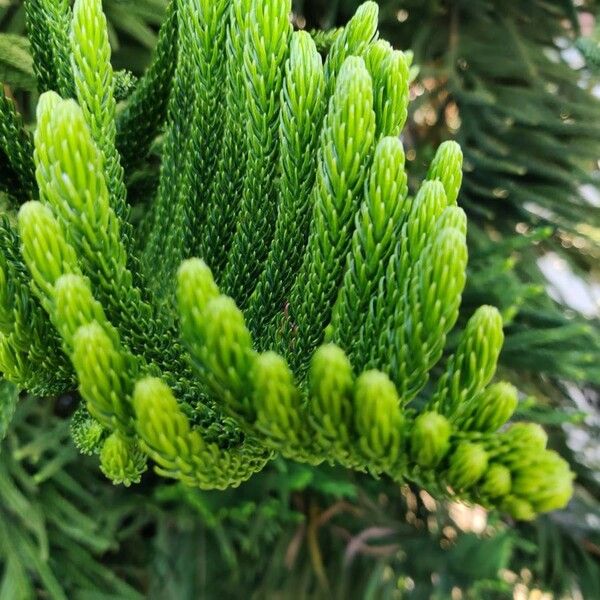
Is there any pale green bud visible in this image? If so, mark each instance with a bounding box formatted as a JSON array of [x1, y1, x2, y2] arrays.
[[325, 1, 379, 88], [177, 258, 220, 314], [100, 432, 147, 487], [501, 495, 536, 521], [253, 351, 303, 446], [432, 305, 504, 418], [511, 450, 574, 514], [199, 296, 256, 416], [18, 201, 79, 302], [72, 321, 133, 433], [458, 382, 518, 433], [447, 442, 488, 490], [409, 411, 452, 468], [427, 140, 463, 205], [407, 180, 448, 260], [480, 463, 512, 499], [132, 377, 204, 480], [354, 370, 404, 465], [365, 41, 410, 137], [504, 422, 548, 453], [308, 344, 354, 445], [177, 258, 221, 358], [435, 206, 467, 236], [53, 274, 110, 350]]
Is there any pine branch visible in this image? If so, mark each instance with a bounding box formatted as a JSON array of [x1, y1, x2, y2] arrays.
[[245, 31, 326, 341], [0, 216, 72, 396], [328, 136, 408, 359], [0, 0, 575, 523], [145, 0, 231, 292], [71, 0, 127, 222], [221, 0, 292, 306], [25, 0, 60, 93], [25, 0, 74, 97], [0, 89, 36, 203], [285, 55, 376, 374], [198, 0, 253, 277], [116, 0, 178, 171]]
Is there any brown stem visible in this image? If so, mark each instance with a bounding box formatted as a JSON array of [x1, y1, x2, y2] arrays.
[[307, 500, 330, 593]]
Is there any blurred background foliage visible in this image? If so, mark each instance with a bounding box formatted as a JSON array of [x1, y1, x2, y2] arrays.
[[1, 0, 600, 597]]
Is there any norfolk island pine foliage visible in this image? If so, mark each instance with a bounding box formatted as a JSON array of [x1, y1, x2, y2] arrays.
[[0, 0, 574, 538]]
